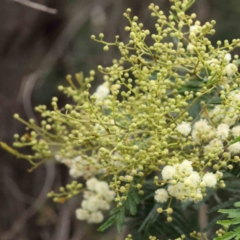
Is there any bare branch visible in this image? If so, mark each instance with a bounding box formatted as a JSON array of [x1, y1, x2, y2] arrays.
[[2, 161, 56, 240], [12, 0, 57, 14], [17, 0, 112, 119]]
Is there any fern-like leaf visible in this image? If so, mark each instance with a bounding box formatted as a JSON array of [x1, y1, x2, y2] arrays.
[[217, 218, 240, 226], [214, 201, 240, 240]]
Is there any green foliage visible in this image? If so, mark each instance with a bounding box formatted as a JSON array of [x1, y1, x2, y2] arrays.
[[125, 182, 197, 240], [214, 202, 240, 240], [98, 186, 140, 232], [229, 164, 240, 178], [3, 0, 240, 239], [230, 136, 240, 145], [183, 0, 195, 11], [98, 202, 126, 232]]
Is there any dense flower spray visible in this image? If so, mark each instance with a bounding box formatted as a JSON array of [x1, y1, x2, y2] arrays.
[[2, 0, 240, 239]]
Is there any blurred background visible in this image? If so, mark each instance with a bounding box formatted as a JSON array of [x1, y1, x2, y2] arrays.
[[0, 0, 240, 239]]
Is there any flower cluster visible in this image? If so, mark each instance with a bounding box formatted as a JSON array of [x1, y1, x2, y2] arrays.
[[55, 155, 103, 179], [155, 160, 218, 203], [75, 177, 115, 223], [3, 0, 240, 230]]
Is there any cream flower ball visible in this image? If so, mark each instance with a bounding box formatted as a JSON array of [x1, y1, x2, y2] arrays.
[[154, 189, 169, 203], [75, 208, 89, 221], [94, 83, 110, 100], [228, 142, 240, 154], [86, 177, 98, 191], [161, 165, 176, 181], [202, 173, 217, 187], [176, 121, 191, 136], [216, 123, 229, 140]]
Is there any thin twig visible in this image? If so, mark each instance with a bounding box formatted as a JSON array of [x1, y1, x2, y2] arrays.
[[2, 160, 55, 240], [12, 0, 57, 14], [52, 205, 70, 240], [17, 0, 112, 119], [3, 172, 34, 204]]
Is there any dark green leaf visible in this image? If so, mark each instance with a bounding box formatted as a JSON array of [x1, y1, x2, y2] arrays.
[[126, 195, 137, 215], [230, 136, 240, 145], [97, 215, 116, 232], [184, 0, 196, 11], [138, 203, 159, 232], [208, 198, 238, 214], [203, 213, 227, 232], [131, 188, 141, 204], [169, 11, 178, 21], [223, 188, 240, 194], [229, 164, 240, 178], [172, 208, 193, 234], [116, 206, 125, 232]]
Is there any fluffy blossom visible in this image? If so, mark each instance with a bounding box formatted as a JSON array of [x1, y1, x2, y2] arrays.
[[228, 142, 240, 154], [232, 126, 240, 138], [55, 155, 100, 179], [192, 119, 214, 144], [88, 211, 104, 223], [95, 181, 110, 195], [217, 123, 229, 140], [75, 208, 89, 221], [86, 178, 115, 201], [224, 63, 238, 77], [167, 183, 184, 199], [154, 189, 169, 203], [86, 177, 98, 191], [189, 25, 201, 34], [165, 161, 203, 202], [179, 160, 193, 176], [202, 173, 217, 187], [193, 119, 211, 132], [94, 83, 110, 100], [184, 172, 201, 187], [98, 199, 111, 210], [76, 177, 115, 224], [176, 121, 191, 136], [161, 165, 176, 180], [103, 190, 115, 202], [69, 166, 83, 179], [224, 53, 231, 63], [83, 196, 103, 212]]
